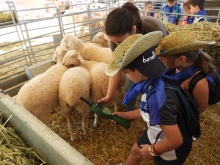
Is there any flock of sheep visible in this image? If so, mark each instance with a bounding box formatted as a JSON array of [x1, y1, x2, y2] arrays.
[[16, 32, 125, 142]]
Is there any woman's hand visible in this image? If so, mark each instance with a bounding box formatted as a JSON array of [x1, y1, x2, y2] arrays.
[[97, 96, 113, 105]]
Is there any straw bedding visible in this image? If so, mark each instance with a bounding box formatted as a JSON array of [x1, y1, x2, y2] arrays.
[[49, 93, 220, 165]]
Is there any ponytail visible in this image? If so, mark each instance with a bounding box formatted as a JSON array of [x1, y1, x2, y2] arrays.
[[196, 51, 216, 74]]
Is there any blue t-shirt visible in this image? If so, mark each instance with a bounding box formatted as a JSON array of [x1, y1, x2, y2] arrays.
[[191, 9, 209, 23], [162, 3, 182, 24], [186, 16, 194, 24]]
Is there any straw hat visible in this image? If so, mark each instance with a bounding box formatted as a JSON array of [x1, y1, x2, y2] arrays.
[[156, 30, 214, 57], [106, 31, 164, 77]]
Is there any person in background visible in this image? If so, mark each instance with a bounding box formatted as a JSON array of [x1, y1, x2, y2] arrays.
[[182, 0, 193, 25], [106, 32, 194, 165], [162, 0, 182, 25], [156, 30, 216, 113], [145, 1, 154, 17], [188, 0, 209, 23], [97, 2, 168, 111]]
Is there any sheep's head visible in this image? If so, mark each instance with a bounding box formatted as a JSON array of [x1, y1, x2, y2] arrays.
[[60, 34, 77, 50], [92, 32, 109, 46], [62, 50, 84, 67]]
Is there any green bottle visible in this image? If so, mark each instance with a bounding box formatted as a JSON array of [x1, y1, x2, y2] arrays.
[[80, 97, 130, 129]]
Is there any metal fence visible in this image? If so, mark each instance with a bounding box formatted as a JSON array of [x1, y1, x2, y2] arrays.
[[0, 0, 117, 83]]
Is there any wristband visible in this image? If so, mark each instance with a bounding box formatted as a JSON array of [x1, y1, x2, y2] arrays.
[[148, 143, 162, 156]]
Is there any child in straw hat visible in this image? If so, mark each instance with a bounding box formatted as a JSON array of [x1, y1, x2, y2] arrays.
[[156, 30, 216, 113], [98, 2, 168, 111], [106, 31, 195, 165]]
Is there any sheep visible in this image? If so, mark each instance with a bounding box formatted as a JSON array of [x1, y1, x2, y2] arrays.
[[52, 45, 69, 63], [60, 34, 98, 51], [16, 64, 68, 126], [60, 34, 83, 50], [60, 34, 112, 64], [78, 45, 113, 64], [99, 12, 107, 31], [92, 32, 110, 48], [59, 66, 92, 141], [62, 50, 118, 127], [60, 34, 113, 64], [77, 14, 100, 36]]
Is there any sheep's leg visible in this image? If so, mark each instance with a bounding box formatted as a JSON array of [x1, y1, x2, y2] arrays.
[[66, 111, 76, 142], [93, 114, 98, 127], [81, 113, 87, 135], [80, 26, 85, 36], [113, 101, 118, 112], [61, 105, 76, 142]]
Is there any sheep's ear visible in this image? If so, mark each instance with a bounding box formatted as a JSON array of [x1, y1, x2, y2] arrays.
[[103, 33, 108, 40], [52, 51, 57, 62], [77, 52, 84, 64], [68, 39, 74, 50]]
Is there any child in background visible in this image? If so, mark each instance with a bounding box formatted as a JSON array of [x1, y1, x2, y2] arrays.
[[162, 0, 182, 25], [188, 0, 209, 23], [145, 1, 154, 17], [107, 31, 195, 165], [182, 0, 193, 25], [156, 30, 216, 113]]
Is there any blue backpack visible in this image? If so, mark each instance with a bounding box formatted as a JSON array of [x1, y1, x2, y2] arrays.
[[189, 69, 220, 105], [149, 80, 201, 140]]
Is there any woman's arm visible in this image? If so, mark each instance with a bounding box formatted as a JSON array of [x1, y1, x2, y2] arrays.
[[193, 78, 209, 113]]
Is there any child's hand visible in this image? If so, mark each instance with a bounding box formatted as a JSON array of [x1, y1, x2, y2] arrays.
[[140, 144, 153, 160], [112, 111, 124, 118]]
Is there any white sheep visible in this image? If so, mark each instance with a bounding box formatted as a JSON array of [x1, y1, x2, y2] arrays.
[[59, 66, 92, 141], [77, 14, 100, 36], [60, 34, 83, 50], [52, 45, 69, 63], [62, 50, 118, 127], [60, 34, 113, 64], [92, 32, 110, 48], [99, 12, 107, 31], [60, 34, 98, 51], [16, 64, 68, 126], [78, 45, 113, 64]]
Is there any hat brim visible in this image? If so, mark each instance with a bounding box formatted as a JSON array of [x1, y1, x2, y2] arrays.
[[157, 42, 211, 57], [106, 31, 163, 76]]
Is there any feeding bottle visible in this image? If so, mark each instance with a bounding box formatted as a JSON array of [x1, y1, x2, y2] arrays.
[[80, 97, 130, 129]]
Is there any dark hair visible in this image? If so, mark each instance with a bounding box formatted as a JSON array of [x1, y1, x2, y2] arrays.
[[188, 0, 206, 10], [145, 1, 152, 8], [174, 50, 216, 74], [105, 2, 144, 36]]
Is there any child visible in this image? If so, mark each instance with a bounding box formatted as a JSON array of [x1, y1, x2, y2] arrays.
[[156, 30, 216, 113], [182, 0, 193, 25], [162, 0, 182, 25], [145, 1, 154, 17], [188, 0, 209, 23], [106, 31, 195, 165]]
